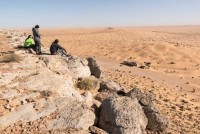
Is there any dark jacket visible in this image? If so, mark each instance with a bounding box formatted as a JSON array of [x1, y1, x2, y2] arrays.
[[50, 42, 66, 54]]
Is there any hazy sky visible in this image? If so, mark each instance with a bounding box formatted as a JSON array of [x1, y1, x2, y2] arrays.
[[0, 0, 200, 28]]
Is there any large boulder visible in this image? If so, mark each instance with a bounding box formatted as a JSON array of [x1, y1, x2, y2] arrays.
[[126, 88, 155, 106], [48, 98, 96, 130], [126, 88, 143, 100], [127, 88, 168, 131], [67, 56, 91, 78], [99, 80, 122, 92], [99, 97, 148, 134], [143, 105, 169, 132], [87, 57, 103, 78], [95, 91, 118, 102]]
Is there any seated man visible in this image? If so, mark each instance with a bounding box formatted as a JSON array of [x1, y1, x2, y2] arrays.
[[24, 35, 35, 48], [50, 39, 68, 56]]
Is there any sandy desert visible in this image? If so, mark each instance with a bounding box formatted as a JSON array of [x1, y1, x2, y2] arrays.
[[38, 26, 200, 133], [21, 26, 200, 133], [0, 26, 199, 133]]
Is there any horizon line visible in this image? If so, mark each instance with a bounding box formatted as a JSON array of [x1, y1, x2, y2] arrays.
[[1, 24, 200, 30]]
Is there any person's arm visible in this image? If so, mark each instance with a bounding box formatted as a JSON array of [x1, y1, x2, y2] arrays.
[[57, 44, 67, 52]]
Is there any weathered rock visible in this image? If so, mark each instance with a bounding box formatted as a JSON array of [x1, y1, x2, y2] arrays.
[[39, 55, 91, 78], [89, 126, 109, 134], [80, 58, 89, 66], [139, 93, 155, 107], [127, 88, 168, 131], [39, 55, 71, 75], [126, 88, 155, 106], [99, 80, 122, 92], [0, 99, 57, 129], [143, 105, 169, 132], [14, 50, 26, 55], [48, 98, 96, 130], [82, 91, 94, 107], [99, 97, 148, 134], [95, 91, 118, 102], [52, 129, 90, 134], [87, 57, 103, 78], [83, 91, 93, 101], [126, 88, 143, 100], [67, 56, 91, 78], [23, 68, 83, 101], [121, 61, 137, 67], [0, 88, 19, 99]]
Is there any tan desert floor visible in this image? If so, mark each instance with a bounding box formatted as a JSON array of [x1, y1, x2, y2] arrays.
[[21, 26, 200, 133]]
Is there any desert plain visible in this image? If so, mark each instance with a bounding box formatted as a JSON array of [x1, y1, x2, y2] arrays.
[[39, 26, 200, 133], [0, 26, 200, 133]]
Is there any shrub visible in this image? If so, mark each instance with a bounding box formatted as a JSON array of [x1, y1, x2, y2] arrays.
[[6, 35, 13, 38], [40, 90, 52, 98], [77, 78, 98, 91], [0, 54, 22, 63], [169, 61, 175, 64], [14, 38, 20, 41]]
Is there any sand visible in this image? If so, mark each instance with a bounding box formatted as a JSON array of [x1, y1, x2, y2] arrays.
[[20, 26, 200, 133]]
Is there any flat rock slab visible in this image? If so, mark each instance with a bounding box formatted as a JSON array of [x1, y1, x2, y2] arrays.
[[47, 97, 96, 130], [22, 68, 82, 100]]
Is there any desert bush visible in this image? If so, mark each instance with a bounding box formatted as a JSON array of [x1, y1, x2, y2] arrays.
[[0, 54, 22, 63], [6, 35, 13, 38], [40, 90, 52, 98], [169, 61, 175, 64], [77, 78, 98, 91], [14, 38, 20, 41]]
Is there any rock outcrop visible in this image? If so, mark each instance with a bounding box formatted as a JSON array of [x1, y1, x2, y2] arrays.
[[0, 29, 169, 134], [87, 57, 103, 78], [99, 80, 122, 92], [47, 98, 96, 131], [39, 55, 91, 78], [99, 97, 148, 134], [143, 105, 169, 131], [127, 88, 169, 131]]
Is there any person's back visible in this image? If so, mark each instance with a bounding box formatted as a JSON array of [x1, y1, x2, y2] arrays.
[[24, 35, 35, 48], [50, 39, 67, 55], [50, 42, 58, 54]]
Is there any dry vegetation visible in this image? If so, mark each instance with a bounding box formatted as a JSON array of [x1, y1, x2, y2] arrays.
[[77, 78, 98, 91], [0, 53, 22, 63]]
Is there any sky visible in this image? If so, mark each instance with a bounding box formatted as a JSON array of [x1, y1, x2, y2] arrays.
[[0, 0, 200, 28]]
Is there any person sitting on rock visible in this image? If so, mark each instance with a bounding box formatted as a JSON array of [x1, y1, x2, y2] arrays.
[[24, 35, 35, 49], [50, 39, 68, 56]]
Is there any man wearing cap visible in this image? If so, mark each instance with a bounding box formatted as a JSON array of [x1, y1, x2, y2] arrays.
[[32, 25, 42, 54]]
